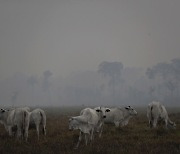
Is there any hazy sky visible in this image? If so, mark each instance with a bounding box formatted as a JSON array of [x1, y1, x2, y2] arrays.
[[0, 0, 180, 79]]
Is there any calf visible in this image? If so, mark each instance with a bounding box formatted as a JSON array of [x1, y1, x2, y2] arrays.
[[69, 107, 110, 148]]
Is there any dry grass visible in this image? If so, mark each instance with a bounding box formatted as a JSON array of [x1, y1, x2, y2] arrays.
[[0, 107, 180, 154]]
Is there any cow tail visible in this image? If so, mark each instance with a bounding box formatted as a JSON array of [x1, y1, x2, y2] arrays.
[[147, 105, 153, 127], [24, 111, 30, 141], [150, 106, 153, 120], [22, 111, 26, 138], [149, 106, 154, 127], [40, 111, 46, 135]]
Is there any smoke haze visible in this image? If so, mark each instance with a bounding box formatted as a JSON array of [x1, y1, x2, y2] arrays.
[[0, 0, 180, 106]]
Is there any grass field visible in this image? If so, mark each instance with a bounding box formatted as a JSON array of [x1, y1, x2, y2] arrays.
[[0, 106, 180, 154]]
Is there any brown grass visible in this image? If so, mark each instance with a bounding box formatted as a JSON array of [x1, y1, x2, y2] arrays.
[[0, 107, 180, 154]]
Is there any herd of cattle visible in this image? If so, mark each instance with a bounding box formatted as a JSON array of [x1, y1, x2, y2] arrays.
[[0, 101, 176, 148], [0, 107, 46, 141]]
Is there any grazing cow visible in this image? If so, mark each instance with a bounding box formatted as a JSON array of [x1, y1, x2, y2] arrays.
[[29, 108, 46, 139], [147, 101, 176, 129], [69, 107, 110, 148], [104, 106, 137, 127], [0, 108, 30, 141]]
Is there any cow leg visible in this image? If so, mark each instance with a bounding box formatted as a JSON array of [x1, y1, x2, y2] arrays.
[[8, 126, 13, 136], [24, 126, 29, 141], [152, 119, 157, 128], [90, 128, 94, 141], [84, 133, 88, 146], [42, 125, 46, 136], [149, 120, 153, 128], [75, 131, 82, 149], [164, 119, 168, 129], [114, 121, 120, 127], [99, 124, 103, 138], [36, 124, 40, 140], [17, 127, 22, 140]]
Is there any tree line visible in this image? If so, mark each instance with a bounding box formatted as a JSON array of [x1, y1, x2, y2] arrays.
[[0, 58, 180, 106]]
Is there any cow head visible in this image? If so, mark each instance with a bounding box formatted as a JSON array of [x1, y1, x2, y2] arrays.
[[168, 121, 176, 129], [68, 117, 80, 131], [125, 106, 137, 116], [68, 117, 74, 130], [95, 107, 110, 119], [172, 122, 176, 129], [0, 109, 7, 120]]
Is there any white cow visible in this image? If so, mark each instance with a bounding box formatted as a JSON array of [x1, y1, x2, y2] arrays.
[[104, 106, 137, 127], [29, 108, 46, 139], [0, 108, 30, 141], [92, 106, 111, 138], [147, 101, 176, 129], [0, 107, 30, 133], [2, 107, 47, 140], [69, 107, 110, 148]]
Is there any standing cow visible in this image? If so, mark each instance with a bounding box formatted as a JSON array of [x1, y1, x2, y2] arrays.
[[104, 106, 137, 127], [93, 106, 111, 138], [0, 108, 30, 141], [0, 107, 46, 140], [29, 108, 46, 140], [147, 101, 176, 129], [69, 107, 110, 148]]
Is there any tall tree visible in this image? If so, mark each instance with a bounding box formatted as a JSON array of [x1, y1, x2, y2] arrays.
[[98, 61, 123, 103], [42, 70, 53, 104], [146, 58, 180, 103], [11, 91, 18, 107], [27, 75, 38, 104], [171, 58, 180, 95]]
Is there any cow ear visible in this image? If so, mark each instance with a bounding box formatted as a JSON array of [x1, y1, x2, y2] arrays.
[[106, 108, 110, 112]]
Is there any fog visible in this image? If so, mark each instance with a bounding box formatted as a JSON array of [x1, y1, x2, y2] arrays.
[[0, 0, 180, 106]]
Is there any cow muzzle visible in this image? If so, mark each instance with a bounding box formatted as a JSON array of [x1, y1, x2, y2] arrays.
[[69, 128, 73, 131]]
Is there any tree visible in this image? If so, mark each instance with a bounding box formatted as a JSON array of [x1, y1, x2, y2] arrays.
[[98, 61, 123, 103], [146, 68, 155, 79], [42, 70, 53, 104], [11, 91, 18, 107], [171, 58, 180, 80], [146, 58, 180, 103], [165, 80, 176, 97], [27, 75, 38, 103], [171, 58, 180, 95]]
